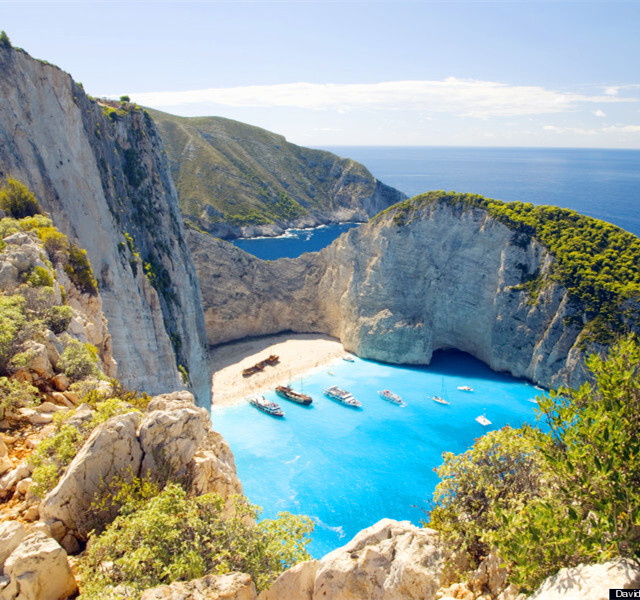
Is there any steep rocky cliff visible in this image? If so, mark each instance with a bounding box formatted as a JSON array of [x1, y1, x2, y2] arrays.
[[190, 193, 640, 390], [0, 45, 210, 404], [148, 108, 406, 238]]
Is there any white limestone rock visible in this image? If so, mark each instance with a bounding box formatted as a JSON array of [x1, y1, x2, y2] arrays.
[[139, 404, 210, 482], [190, 431, 244, 500], [260, 519, 445, 600], [526, 559, 640, 600], [39, 411, 142, 538], [0, 437, 13, 476], [140, 572, 257, 600], [1, 532, 77, 600], [0, 521, 26, 571]]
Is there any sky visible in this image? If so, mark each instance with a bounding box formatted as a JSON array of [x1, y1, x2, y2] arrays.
[[1, 0, 639, 148]]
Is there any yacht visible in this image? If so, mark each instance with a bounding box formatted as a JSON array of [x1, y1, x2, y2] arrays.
[[475, 414, 492, 426], [324, 385, 361, 408], [247, 395, 285, 417], [378, 389, 405, 406]]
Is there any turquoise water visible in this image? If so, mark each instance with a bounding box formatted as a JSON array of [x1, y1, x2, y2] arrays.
[[211, 350, 541, 557]]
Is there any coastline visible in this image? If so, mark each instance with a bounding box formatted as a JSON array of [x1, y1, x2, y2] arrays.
[[209, 333, 345, 408]]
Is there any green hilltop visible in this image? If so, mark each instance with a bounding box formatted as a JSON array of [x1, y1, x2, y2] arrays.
[[147, 108, 405, 236]]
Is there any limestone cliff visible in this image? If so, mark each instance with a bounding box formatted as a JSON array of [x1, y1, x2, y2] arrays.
[[189, 194, 638, 390], [0, 45, 210, 404], [147, 108, 406, 239]]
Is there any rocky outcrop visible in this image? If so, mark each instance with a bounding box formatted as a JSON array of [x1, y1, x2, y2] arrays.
[[141, 572, 257, 600], [0, 530, 76, 600], [525, 559, 640, 600], [0, 45, 209, 404], [39, 391, 242, 543], [148, 109, 406, 239], [259, 519, 445, 600], [190, 197, 598, 389]]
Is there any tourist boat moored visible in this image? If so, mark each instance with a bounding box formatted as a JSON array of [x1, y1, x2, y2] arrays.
[[457, 385, 473, 392], [275, 385, 312, 406], [475, 414, 492, 426], [324, 385, 361, 408], [247, 395, 285, 417], [378, 389, 405, 406]]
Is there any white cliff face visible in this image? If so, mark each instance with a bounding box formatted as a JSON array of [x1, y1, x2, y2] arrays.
[[191, 200, 592, 389], [0, 46, 210, 405]]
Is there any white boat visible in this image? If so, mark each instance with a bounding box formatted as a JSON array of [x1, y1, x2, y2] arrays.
[[457, 385, 473, 392], [324, 385, 361, 408], [342, 354, 355, 362], [247, 395, 285, 417], [432, 378, 450, 405], [475, 414, 492, 426], [378, 389, 405, 406]]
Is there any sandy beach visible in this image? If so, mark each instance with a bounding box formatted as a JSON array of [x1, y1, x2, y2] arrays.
[[210, 333, 346, 407]]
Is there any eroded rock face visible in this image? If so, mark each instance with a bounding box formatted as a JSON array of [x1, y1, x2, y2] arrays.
[[525, 559, 640, 600], [39, 391, 242, 542], [259, 519, 445, 600], [191, 199, 596, 389], [140, 572, 257, 600], [0, 45, 209, 405], [1, 531, 76, 600]]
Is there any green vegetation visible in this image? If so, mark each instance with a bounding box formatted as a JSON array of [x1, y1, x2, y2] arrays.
[[78, 483, 313, 599], [119, 95, 131, 103], [0, 376, 39, 419], [0, 30, 11, 49], [378, 191, 640, 340], [0, 294, 39, 375], [146, 108, 403, 233], [0, 177, 42, 218], [428, 335, 640, 591], [57, 339, 102, 382]]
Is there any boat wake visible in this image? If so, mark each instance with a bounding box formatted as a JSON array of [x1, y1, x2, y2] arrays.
[[311, 516, 346, 539]]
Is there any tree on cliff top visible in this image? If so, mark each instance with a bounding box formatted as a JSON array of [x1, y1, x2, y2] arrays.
[[0, 31, 11, 49]]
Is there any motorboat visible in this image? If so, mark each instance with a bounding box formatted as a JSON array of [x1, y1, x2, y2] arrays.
[[475, 414, 492, 426], [457, 385, 473, 392]]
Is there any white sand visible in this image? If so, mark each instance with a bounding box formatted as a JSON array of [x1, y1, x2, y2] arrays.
[[210, 333, 345, 407]]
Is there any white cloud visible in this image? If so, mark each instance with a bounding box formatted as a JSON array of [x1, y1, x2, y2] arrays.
[[602, 125, 640, 134], [543, 125, 598, 135], [122, 78, 635, 119], [594, 109, 606, 117]]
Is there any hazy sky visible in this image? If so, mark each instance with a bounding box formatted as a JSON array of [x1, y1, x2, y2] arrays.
[[2, 0, 639, 147]]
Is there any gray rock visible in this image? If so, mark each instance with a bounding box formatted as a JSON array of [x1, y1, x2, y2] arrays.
[[1, 532, 77, 600], [526, 559, 640, 600], [0, 521, 26, 571], [39, 411, 142, 538], [141, 572, 257, 600], [260, 519, 445, 600]]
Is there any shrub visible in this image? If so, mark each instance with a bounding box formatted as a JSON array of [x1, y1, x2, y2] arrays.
[[25, 265, 54, 287], [36, 225, 68, 260], [43, 304, 73, 334], [428, 335, 640, 592], [78, 483, 313, 599], [0, 376, 39, 419], [65, 243, 98, 295], [58, 339, 102, 381], [120, 95, 130, 103], [0, 294, 41, 375], [0, 178, 41, 218], [0, 217, 21, 239], [0, 30, 11, 49]]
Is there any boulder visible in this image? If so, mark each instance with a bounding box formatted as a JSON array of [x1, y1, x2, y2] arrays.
[[140, 572, 257, 600], [147, 390, 197, 412], [468, 549, 509, 597], [138, 404, 209, 482], [260, 519, 445, 600], [1, 532, 77, 600], [50, 374, 69, 392], [42, 331, 63, 371], [18, 342, 53, 379], [17, 409, 53, 426], [526, 559, 640, 600], [0, 521, 26, 570], [0, 437, 13, 476], [190, 431, 244, 500], [39, 411, 142, 538], [0, 463, 32, 498]]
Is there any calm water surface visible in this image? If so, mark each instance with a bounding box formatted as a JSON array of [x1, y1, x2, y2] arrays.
[[218, 147, 639, 557]]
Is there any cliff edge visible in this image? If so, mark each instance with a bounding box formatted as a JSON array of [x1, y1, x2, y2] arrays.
[[0, 45, 210, 404], [191, 192, 640, 390]]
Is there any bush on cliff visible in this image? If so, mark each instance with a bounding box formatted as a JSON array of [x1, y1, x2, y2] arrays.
[[0, 177, 42, 218], [429, 334, 640, 591], [78, 483, 314, 599]]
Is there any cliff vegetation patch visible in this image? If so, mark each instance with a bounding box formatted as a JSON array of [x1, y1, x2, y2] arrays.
[[429, 334, 640, 591], [379, 191, 640, 342]]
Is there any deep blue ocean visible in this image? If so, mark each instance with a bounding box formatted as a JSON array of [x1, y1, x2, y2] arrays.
[[219, 147, 640, 558], [233, 146, 640, 259]]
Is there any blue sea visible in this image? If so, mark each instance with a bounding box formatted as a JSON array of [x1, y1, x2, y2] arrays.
[[233, 147, 640, 258], [218, 147, 640, 557]]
